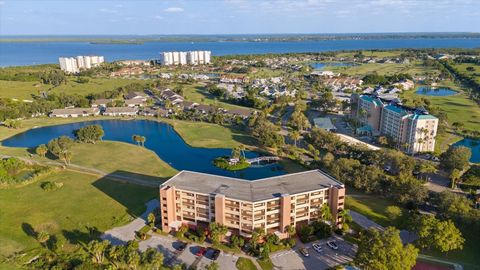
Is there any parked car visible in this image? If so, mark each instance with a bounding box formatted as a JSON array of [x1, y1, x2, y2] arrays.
[[431, 156, 440, 162], [176, 241, 187, 252], [211, 248, 221, 260], [299, 248, 310, 257], [327, 241, 338, 250], [312, 243, 322, 253], [195, 247, 206, 257]]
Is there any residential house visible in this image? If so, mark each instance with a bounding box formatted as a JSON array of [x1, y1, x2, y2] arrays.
[[50, 107, 100, 118], [103, 107, 138, 117]]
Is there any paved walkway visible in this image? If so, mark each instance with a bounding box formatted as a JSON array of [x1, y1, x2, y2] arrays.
[[101, 199, 159, 245], [349, 210, 384, 231]]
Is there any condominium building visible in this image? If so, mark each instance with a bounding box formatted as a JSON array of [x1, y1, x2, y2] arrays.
[[159, 170, 345, 239], [58, 55, 105, 73], [351, 94, 438, 153], [158, 51, 211, 65]]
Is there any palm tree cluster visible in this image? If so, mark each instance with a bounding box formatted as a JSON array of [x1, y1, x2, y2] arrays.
[[132, 134, 146, 146]]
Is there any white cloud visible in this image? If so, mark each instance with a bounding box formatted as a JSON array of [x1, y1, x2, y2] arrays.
[[0, 1, 5, 6], [99, 8, 119, 14], [155, 15, 164, 20], [164, 7, 184, 13]]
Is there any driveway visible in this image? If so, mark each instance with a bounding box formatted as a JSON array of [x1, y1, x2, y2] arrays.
[[101, 199, 159, 245], [270, 236, 357, 270]]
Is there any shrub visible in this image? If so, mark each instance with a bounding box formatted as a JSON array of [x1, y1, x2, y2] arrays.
[[385, 206, 403, 220], [41, 181, 63, 191]]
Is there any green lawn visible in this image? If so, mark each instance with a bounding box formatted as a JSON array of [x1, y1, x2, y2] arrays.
[[452, 63, 480, 84], [236, 257, 258, 270], [162, 119, 258, 149], [257, 258, 274, 270], [329, 61, 439, 77], [70, 141, 177, 179], [0, 170, 157, 257], [0, 77, 143, 100], [345, 192, 406, 228]]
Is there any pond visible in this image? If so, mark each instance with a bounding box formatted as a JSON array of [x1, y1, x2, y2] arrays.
[[310, 62, 355, 70], [452, 138, 480, 163], [1, 120, 285, 180], [415, 87, 457, 96]]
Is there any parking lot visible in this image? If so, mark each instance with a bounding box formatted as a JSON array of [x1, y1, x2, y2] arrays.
[[138, 235, 238, 269], [270, 236, 357, 270]]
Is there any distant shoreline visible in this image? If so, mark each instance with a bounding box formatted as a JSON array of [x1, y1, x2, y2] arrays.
[[1, 33, 480, 43]]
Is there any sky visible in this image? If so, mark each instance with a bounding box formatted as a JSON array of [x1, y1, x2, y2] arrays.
[[0, 0, 479, 35]]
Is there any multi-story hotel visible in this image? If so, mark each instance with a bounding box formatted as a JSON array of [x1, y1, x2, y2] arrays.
[[159, 170, 345, 238], [158, 51, 211, 66], [351, 94, 438, 153], [58, 55, 105, 73]]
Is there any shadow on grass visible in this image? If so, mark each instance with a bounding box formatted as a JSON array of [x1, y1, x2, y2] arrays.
[[91, 170, 160, 219], [62, 226, 101, 245]]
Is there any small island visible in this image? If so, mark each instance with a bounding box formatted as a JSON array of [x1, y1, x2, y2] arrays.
[[213, 146, 251, 171]]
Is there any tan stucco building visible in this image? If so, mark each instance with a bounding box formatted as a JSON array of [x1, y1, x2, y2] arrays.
[[352, 94, 438, 154], [159, 170, 345, 238]]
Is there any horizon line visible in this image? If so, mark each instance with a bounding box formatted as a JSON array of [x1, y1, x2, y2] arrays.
[[2, 31, 480, 37]]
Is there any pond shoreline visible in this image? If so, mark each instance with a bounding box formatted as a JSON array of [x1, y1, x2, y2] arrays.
[[1, 118, 285, 179]]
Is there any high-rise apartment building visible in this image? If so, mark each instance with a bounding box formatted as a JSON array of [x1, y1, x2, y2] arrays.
[[351, 94, 438, 153], [159, 170, 345, 238], [159, 51, 211, 65], [58, 55, 105, 73]]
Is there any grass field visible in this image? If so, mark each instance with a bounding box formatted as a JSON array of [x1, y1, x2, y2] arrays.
[[329, 61, 440, 77], [452, 63, 480, 84], [0, 77, 143, 100], [236, 257, 257, 270], [162, 118, 258, 149], [70, 141, 177, 178], [345, 190, 407, 228], [257, 258, 274, 270], [0, 170, 157, 257]]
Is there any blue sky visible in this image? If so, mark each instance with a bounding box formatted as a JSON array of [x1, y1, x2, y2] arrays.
[[0, 0, 479, 35]]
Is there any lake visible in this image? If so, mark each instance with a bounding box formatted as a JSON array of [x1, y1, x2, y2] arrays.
[[415, 87, 458, 96], [1, 120, 285, 179], [452, 138, 480, 163], [2, 38, 480, 66]]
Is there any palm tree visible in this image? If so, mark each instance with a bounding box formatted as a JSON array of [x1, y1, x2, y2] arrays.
[[449, 169, 461, 189], [290, 130, 301, 147], [319, 204, 333, 224], [132, 135, 139, 145], [36, 144, 48, 157], [285, 225, 296, 239], [36, 231, 50, 247], [337, 208, 352, 225], [139, 136, 146, 147]]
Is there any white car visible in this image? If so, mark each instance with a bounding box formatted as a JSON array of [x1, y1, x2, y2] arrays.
[[312, 243, 322, 253], [327, 241, 338, 250]]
